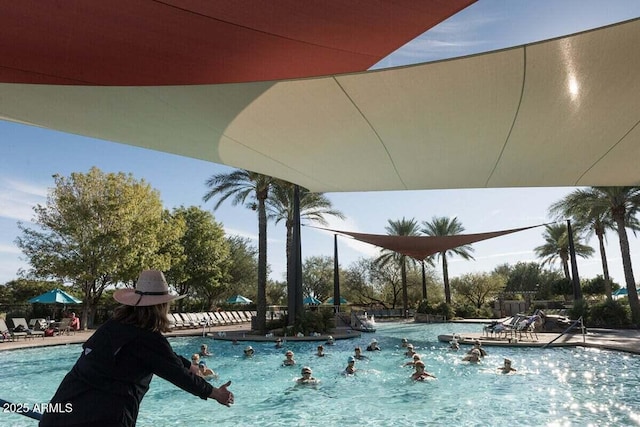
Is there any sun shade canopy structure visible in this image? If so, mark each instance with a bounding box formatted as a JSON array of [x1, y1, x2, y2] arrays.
[[0, 0, 474, 85], [28, 288, 82, 305], [323, 223, 548, 260], [1, 16, 639, 192]]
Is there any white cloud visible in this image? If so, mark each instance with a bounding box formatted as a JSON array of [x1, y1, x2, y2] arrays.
[[0, 177, 48, 222], [0, 243, 22, 255], [307, 215, 381, 258]]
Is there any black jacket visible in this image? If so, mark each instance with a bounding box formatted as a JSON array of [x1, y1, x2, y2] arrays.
[[39, 319, 213, 426]]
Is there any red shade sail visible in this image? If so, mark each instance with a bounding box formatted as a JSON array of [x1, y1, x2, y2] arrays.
[[0, 0, 475, 85], [317, 224, 548, 260]]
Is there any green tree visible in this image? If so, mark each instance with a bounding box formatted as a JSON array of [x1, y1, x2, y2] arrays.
[[534, 223, 594, 280], [563, 187, 640, 324], [451, 272, 506, 309], [421, 216, 475, 304], [549, 188, 636, 300], [203, 169, 273, 333], [166, 206, 232, 311], [301, 255, 334, 302], [16, 167, 170, 328], [226, 235, 259, 300], [375, 218, 421, 317], [267, 181, 344, 298]]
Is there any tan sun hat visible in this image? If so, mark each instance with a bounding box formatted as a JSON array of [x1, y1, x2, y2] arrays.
[[113, 270, 186, 307]]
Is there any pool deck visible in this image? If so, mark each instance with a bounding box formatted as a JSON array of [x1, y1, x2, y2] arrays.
[[1, 320, 638, 355], [0, 322, 360, 352]]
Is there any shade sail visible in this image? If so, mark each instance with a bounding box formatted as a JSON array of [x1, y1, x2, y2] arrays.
[[0, 1, 474, 85], [320, 224, 547, 260], [1, 18, 638, 191], [28, 289, 82, 305]]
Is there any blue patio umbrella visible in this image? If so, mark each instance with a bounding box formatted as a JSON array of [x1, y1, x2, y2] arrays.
[[226, 294, 252, 305], [28, 288, 82, 305], [303, 296, 321, 305], [326, 296, 348, 304]]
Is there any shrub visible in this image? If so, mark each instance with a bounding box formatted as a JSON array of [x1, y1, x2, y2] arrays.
[[270, 308, 336, 336], [569, 298, 589, 321], [433, 302, 456, 320], [587, 299, 631, 327]]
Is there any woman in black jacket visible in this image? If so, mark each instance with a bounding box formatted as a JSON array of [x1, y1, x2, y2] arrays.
[[40, 270, 234, 426]]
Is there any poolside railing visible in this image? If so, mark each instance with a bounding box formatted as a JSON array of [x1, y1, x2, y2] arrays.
[[542, 316, 585, 349]]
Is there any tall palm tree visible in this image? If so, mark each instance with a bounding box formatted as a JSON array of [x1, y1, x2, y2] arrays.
[[534, 223, 594, 280], [374, 218, 421, 317], [266, 181, 345, 292], [203, 169, 273, 333], [549, 189, 618, 300], [421, 216, 475, 304], [568, 187, 640, 323]]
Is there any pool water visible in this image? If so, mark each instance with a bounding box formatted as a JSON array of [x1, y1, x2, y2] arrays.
[[1, 322, 639, 426]]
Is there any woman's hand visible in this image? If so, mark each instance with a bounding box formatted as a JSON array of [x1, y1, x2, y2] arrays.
[[210, 381, 234, 407]]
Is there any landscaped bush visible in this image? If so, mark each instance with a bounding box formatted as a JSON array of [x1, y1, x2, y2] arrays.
[[268, 308, 335, 336], [587, 299, 631, 327], [569, 298, 589, 322]]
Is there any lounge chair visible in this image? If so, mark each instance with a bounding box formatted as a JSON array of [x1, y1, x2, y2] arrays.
[[0, 318, 28, 341], [206, 312, 221, 326], [178, 313, 197, 328], [213, 312, 228, 325], [14, 317, 45, 339], [168, 313, 184, 329]]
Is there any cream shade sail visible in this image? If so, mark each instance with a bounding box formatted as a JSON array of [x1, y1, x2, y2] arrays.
[[1, 18, 638, 192]]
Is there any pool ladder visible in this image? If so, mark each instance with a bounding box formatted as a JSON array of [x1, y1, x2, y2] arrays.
[[542, 316, 585, 349]]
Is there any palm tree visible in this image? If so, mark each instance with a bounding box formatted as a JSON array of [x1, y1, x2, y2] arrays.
[[534, 223, 594, 280], [549, 189, 618, 300], [374, 218, 421, 317], [567, 187, 640, 323], [421, 216, 475, 304], [203, 169, 273, 333], [266, 181, 345, 293]]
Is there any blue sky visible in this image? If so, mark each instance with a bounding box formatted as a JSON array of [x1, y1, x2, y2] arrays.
[[2, 0, 640, 286]]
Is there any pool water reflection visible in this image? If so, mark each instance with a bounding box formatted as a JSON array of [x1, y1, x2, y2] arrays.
[[1, 322, 639, 426]]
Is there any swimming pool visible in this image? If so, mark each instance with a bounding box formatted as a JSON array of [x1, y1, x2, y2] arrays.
[[1, 322, 639, 426]]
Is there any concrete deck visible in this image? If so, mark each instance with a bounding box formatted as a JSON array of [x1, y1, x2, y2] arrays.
[[1, 321, 637, 355], [0, 323, 360, 352]]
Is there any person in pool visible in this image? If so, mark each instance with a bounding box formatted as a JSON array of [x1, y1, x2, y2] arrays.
[[325, 336, 335, 346], [411, 360, 436, 381], [498, 358, 517, 374], [199, 343, 212, 357], [467, 340, 487, 357], [354, 346, 369, 360], [190, 353, 202, 373], [344, 356, 357, 375], [198, 361, 218, 379], [39, 270, 233, 427], [275, 338, 283, 349], [462, 348, 482, 363], [296, 366, 319, 385], [366, 339, 381, 351], [401, 338, 409, 348], [283, 350, 296, 366], [243, 346, 255, 358], [316, 345, 325, 357], [405, 344, 417, 358], [404, 354, 422, 367]]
